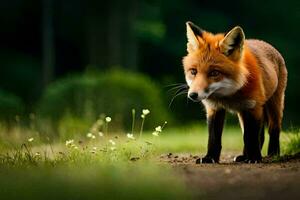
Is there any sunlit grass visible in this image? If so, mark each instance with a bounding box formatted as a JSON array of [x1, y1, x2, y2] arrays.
[[0, 110, 299, 200], [0, 109, 192, 200], [282, 132, 300, 155], [1, 124, 297, 167]]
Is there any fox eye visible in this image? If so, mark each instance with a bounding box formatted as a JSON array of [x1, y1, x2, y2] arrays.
[[190, 68, 197, 76], [208, 70, 220, 77]]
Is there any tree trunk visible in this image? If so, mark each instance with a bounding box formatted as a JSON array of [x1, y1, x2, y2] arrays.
[[42, 0, 55, 86], [107, 0, 122, 67], [85, 1, 109, 68], [85, 0, 139, 70], [124, 0, 138, 70]]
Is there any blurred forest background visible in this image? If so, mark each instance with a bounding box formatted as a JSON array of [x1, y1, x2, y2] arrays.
[[0, 0, 299, 135]]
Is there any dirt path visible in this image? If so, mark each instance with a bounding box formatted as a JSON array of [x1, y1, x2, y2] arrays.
[[160, 153, 300, 200]]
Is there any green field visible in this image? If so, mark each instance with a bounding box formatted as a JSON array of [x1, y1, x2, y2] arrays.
[[0, 123, 299, 200]]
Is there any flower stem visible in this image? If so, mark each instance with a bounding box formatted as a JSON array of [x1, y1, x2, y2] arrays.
[[161, 121, 168, 130], [106, 122, 109, 135], [131, 109, 135, 135], [139, 118, 145, 139]]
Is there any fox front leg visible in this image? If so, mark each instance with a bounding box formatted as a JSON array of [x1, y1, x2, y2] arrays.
[[235, 109, 263, 163], [197, 108, 226, 164]]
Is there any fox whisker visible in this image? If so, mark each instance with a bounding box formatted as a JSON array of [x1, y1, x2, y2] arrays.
[[168, 89, 188, 108], [164, 83, 187, 88], [167, 85, 189, 93]]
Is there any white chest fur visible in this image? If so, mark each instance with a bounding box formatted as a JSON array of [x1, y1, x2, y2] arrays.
[[202, 98, 256, 113]]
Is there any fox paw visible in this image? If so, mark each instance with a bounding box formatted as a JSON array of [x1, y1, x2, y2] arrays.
[[234, 155, 262, 163], [244, 159, 261, 164], [234, 155, 247, 162], [196, 156, 216, 164]]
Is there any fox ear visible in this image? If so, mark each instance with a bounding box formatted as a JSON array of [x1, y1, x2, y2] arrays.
[[186, 21, 204, 53], [219, 26, 245, 59]]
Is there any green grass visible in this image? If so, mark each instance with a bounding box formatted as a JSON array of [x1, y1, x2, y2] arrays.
[[0, 130, 192, 199], [282, 132, 300, 155], [0, 164, 189, 200], [0, 122, 299, 200], [148, 125, 244, 154]]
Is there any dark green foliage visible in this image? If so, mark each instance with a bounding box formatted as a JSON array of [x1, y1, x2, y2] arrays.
[[37, 69, 170, 130], [0, 89, 24, 122], [0, 52, 41, 103], [0, 0, 299, 127]]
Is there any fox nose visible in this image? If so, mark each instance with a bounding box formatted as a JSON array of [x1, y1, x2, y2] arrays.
[[188, 92, 198, 101]]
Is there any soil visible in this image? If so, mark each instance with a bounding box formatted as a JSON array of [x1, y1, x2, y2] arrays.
[[160, 152, 300, 200]]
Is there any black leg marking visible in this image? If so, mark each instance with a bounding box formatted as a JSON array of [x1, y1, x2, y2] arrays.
[[200, 109, 226, 164], [268, 126, 280, 156], [239, 111, 263, 163], [259, 122, 265, 151]]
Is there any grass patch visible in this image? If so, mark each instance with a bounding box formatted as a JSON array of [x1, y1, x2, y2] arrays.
[[0, 164, 190, 200], [282, 132, 300, 155], [0, 120, 298, 200], [0, 131, 192, 200]]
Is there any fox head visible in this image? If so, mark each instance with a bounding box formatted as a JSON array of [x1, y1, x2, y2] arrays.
[[182, 21, 249, 102]]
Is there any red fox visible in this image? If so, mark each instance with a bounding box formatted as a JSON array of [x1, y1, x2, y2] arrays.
[[182, 21, 287, 163]]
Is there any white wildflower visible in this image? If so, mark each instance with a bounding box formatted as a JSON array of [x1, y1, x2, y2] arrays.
[[155, 126, 162, 132], [87, 133, 96, 139], [109, 139, 116, 145], [65, 139, 74, 146], [105, 117, 112, 122], [126, 133, 135, 140], [98, 132, 104, 137], [28, 138, 34, 142], [87, 133, 93, 138], [142, 109, 150, 115]]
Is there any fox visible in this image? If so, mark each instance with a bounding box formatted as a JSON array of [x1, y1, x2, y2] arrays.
[[182, 21, 287, 163]]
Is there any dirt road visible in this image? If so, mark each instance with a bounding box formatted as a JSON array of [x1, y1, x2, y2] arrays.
[[161, 153, 300, 200]]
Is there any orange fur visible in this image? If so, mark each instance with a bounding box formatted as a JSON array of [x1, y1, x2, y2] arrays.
[[183, 29, 285, 114], [183, 22, 287, 160]]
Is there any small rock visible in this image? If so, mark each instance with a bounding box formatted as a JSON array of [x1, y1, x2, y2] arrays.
[[130, 157, 140, 161], [167, 153, 173, 158]]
